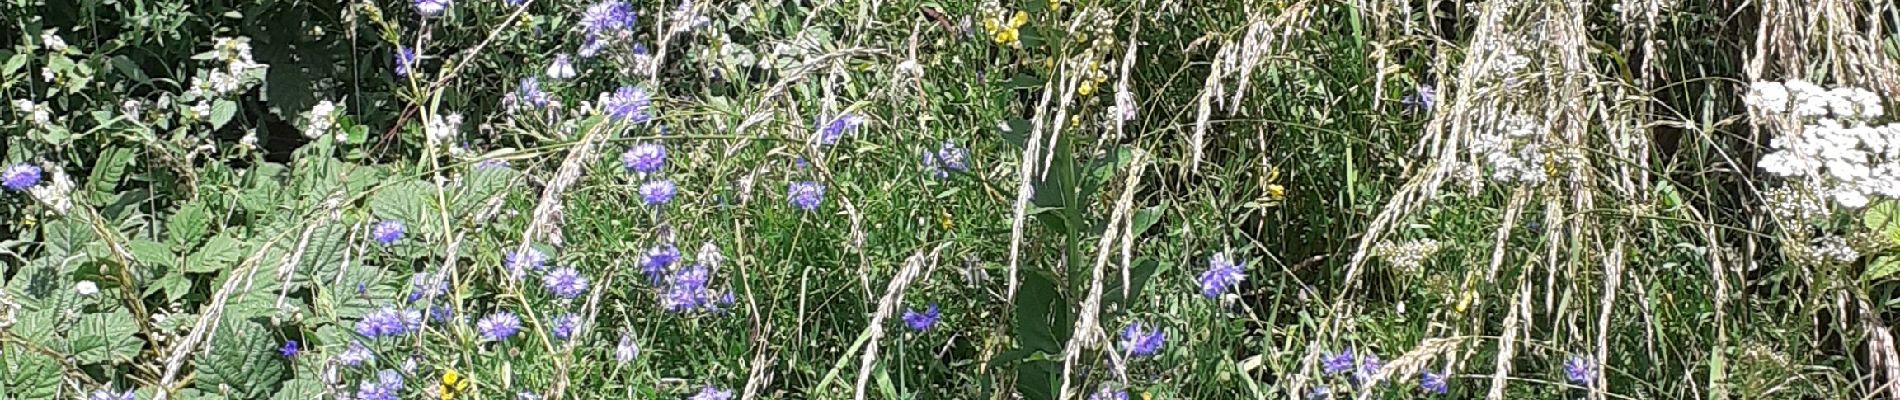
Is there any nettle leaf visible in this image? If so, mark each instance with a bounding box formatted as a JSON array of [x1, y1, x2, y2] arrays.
[[6, 257, 77, 311], [451, 165, 521, 216], [11, 309, 64, 353], [210, 99, 238, 130], [1867, 201, 1900, 240], [129, 240, 177, 269], [71, 310, 144, 364], [186, 232, 248, 274], [1, 349, 62, 399], [370, 179, 441, 236], [196, 318, 286, 398], [329, 264, 399, 320], [89, 146, 134, 198], [1868, 256, 1900, 283], [169, 200, 212, 248], [43, 218, 97, 260]]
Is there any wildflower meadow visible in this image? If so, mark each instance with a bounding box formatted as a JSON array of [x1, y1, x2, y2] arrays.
[[4, 0, 1900, 399]]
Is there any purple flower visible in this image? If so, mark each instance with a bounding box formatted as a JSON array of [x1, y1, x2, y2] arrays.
[[356, 306, 421, 338], [406, 272, 450, 303], [931, 140, 969, 176], [505, 247, 549, 279], [87, 388, 134, 400], [355, 369, 404, 400], [580, 1, 636, 34], [622, 143, 666, 173], [615, 333, 639, 363], [280, 340, 300, 358], [603, 86, 651, 122], [2, 163, 42, 190], [517, 77, 550, 109], [641, 243, 681, 284], [339, 341, 375, 366], [414, 0, 450, 16], [1419, 370, 1448, 394], [550, 313, 583, 340], [1306, 386, 1330, 400], [814, 114, 863, 145], [578, 37, 607, 59], [546, 54, 576, 80], [1119, 322, 1165, 357], [1197, 252, 1244, 298], [1403, 84, 1436, 113], [478, 311, 522, 341], [428, 304, 453, 323], [690, 386, 732, 400], [1564, 355, 1596, 385], [1355, 351, 1385, 385], [787, 181, 824, 211], [662, 264, 718, 312], [1086, 386, 1127, 400], [395, 47, 418, 77], [371, 220, 405, 245], [1321, 348, 1355, 376], [640, 180, 678, 205], [902, 304, 940, 331], [542, 267, 589, 299], [476, 159, 512, 170]]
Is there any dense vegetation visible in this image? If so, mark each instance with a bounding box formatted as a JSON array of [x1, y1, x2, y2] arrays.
[[4, 0, 1900, 399]]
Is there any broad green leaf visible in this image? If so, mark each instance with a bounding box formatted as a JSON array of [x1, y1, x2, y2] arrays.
[[186, 233, 247, 273], [210, 100, 238, 130], [169, 200, 212, 248], [451, 165, 521, 216], [195, 319, 285, 398], [270, 379, 325, 400], [370, 179, 440, 236], [88, 146, 133, 198], [70, 310, 144, 364], [1867, 201, 1900, 239], [1868, 256, 1900, 282], [129, 239, 176, 268], [149, 270, 193, 302], [1, 349, 61, 399]]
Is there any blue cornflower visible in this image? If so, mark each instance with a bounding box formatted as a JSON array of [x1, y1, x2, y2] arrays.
[[662, 264, 716, 312], [690, 386, 733, 400], [1355, 351, 1385, 385], [356, 306, 420, 338], [2, 163, 42, 190], [478, 311, 522, 342], [787, 181, 824, 211], [578, 37, 607, 59], [87, 387, 134, 400], [280, 340, 301, 358], [622, 143, 666, 173], [902, 304, 940, 331], [1085, 385, 1127, 400], [1403, 84, 1436, 113], [1321, 348, 1356, 376], [1564, 355, 1597, 385], [933, 141, 969, 176], [1197, 252, 1245, 299], [505, 247, 549, 279], [414, 0, 450, 17], [603, 86, 651, 122], [428, 304, 453, 323], [518, 77, 550, 109], [407, 272, 450, 303], [371, 220, 405, 245], [550, 313, 583, 340], [354, 369, 404, 400], [546, 54, 576, 80], [1119, 321, 1165, 357], [615, 333, 640, 363], [395, 47, 418, 77], [1306, 386, 1330, 400], [640, 180, 677, 205], [542, 267, 589, 299], [1419, 370, 1449, 394], [580, 1, 636, 34], [641, 243, 681, 284], [339, 341, 375, 366], [814, 113, 863, 145]]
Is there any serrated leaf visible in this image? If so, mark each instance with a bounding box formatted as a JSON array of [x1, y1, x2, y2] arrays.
[[1, 348, 62, 399], [89, 146, 133, 198], [210, 100, 238, 129], [149, 270, 194, 302], [451, 166, 521, 216], [270, 379, 325, 400], [70, 310, 144, 364], [128, 239, 176, 268], [195, 319, 285, 398], [1867, 201, 1900, 238], [1868, 256, 1900, 282], [186, 233, 246, 273], [170, 200, 212, 248], [370, 179, 439, 236]]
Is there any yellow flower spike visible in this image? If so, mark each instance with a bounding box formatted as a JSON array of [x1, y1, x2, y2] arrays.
[[1010, 11, 1029, 28]]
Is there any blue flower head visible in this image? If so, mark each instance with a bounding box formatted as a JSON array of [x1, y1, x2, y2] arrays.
[[814, 114, 863, 145], [622, 143, 666, 173], [1321, 348, 1356, 376], [280, 340, 301, 358], [662, 264, 718, 312], [339, 341, 375, 366], [356, 306, 421, 338], [551, 313, 583, 340], [1085, 385, 1127, 400], [787, 181, 824, 211], [1120, 321, 1165, 357], [2, 163, 42, 190], [414, 0, 450, 16], [518, 77, 550, 109], [1403, 84, 1436, 113], [478, 311, 522, 342], [542, 267, 590, 299], [1419, 370, 1449, 394], [546, 54, 577, 80], [395, 47, 418, 77], [604, 86, 651, 122], [371, 220, 405, 245], [1306, 386, 1330, 400], [1198, 252, 1244, 298], [902, 304, 940, 331], [641, 243, 681, 284], [407, 272, 451, 303], [933, 141, 969, 176], [690, 386, 732, 400], [580, 1, 636, 34], [505, 247, 549, 279], [1564, 355, 1596, 385], [1355, 351, 1385, 385], [615, 333, 640, 363], [640, 179, 678, 205], [355, 369, 405, 400]]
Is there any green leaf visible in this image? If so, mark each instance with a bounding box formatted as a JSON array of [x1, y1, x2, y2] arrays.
[[149, 270, 193, 302], [169, 200, 212, 248], [1, 348, 62, 399], [195, 319, 285, 398], [88, 146, 134, 198], [451, 165, 521, 216], [110, 55, 148, 82], [1131, 203, 1167, 237], [70, 310, 144, 364], [210, 100, 238, 129], [370, 179, 439, 236], [128, 239, 177, 269], [1868, 256, 1900, 282], [186, 233, 247, 273], [1866, 200, 1900, 238], [270, 379, 325, 400]]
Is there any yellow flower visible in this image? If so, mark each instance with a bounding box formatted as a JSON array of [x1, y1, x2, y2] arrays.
[[938, 210, 955, 231], [1010, 11, 1029, 28], [983, 16, 1001, 35], [1078, 81, 1095, 96], [1266, 184, 1285, 200], [439, 369, 472, 400]]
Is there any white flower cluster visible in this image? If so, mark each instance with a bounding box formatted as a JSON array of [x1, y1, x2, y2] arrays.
[[28, 166, 74, 216], [303, 100, 341, 140], [1468, 113, 1549, 185], [40, 30, 67, 52], [1745, 80, 1900, 208], [1809, 235, 1860, 264], [425, 113, 464, 144], [11, 99, 53, 127], [1372, 238, 1443, 273], [186, 37, 267, 99]]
